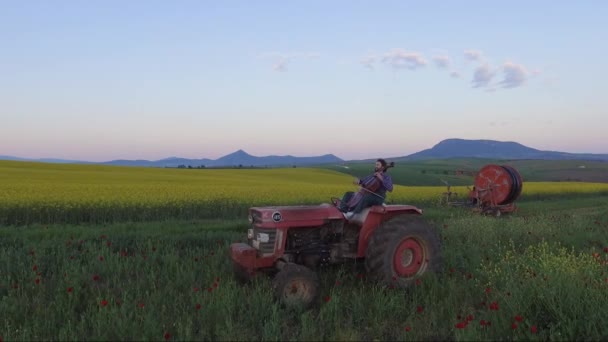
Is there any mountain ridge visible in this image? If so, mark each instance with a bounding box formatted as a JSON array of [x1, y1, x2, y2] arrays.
[[2, 139, 607, 166]]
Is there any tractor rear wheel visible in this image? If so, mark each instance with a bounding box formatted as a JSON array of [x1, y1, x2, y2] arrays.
[[272, 263, 319, 309], [365, 215, 442, 288]]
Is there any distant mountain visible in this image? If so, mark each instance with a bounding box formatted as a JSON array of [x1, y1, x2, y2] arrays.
[[99, 150, 343, 167], [0, 155, 92, 164], [401, 139, 608, 161]]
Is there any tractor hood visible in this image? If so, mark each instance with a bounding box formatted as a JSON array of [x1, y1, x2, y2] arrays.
[[249, 204, 343, 224]]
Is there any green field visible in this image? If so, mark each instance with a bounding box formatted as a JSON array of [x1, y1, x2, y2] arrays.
[[1, 161, 608, 341], [323, 158, 608, 186]]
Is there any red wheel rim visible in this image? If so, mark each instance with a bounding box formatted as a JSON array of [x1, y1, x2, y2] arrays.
[[393, 238, 426, 277]]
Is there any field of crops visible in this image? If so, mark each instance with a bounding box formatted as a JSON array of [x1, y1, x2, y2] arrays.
[[2, 200, 607, 341], [2, 160, 608, 225]]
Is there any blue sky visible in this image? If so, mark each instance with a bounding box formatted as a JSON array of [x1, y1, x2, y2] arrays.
[[1, 0, 606, 161]]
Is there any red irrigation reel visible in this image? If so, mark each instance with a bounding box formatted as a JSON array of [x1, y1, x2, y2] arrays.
[[441, 164, 523, 217]]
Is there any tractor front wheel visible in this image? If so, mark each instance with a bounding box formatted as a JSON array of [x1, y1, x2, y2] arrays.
[[272, 263, 320, 309], [365, 216, 442, 288]]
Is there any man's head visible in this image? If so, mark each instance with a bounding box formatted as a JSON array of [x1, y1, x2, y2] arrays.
[[375, 158, 387, 172]]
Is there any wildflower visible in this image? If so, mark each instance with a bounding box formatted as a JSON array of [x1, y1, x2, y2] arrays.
[[489, 302, 499, 311], [485, 287, 491, 294], [531, 325, 538, 334], [35, 278, 40, 285], [193, 287, 199, 292], [511, 323, 518, 330], [323, 296, 331, 303], [417, 306, 424, 313], [215, 277, 220, 282], [213, 282, 218, 288], [515, 315, 523, 322], [33, 265, 38, 271], [604, 247, 608, 253], [466, 314, 474, 322], [100, 235, 107, 239], [480, 320, 487, 326], [92, 275, 100, 281], [207, 287, 213, 293], [405, 326, 411, 332], [455, 322, 467, 329], [415, 279, 422, 286], [99, 256, 104, 261], [137, 302, 145, 308], [164, 332, 171, 340], [100, 299, 108, 307], [67, 287, 73, 293], [196, 303, 202, 311], [335, 280, 341, 286], [106, 241, 111, 247]]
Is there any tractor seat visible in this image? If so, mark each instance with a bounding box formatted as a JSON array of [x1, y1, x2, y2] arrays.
[[345, 203, 386, 225]]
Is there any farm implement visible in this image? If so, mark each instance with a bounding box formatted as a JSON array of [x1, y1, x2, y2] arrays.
[[441, 164, 523, 217]]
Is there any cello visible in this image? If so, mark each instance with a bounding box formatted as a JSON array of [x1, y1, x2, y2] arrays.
[[342, 161, 395, 212]]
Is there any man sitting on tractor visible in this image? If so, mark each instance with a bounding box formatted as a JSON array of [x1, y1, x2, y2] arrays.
[[339, 159, 394, 219]]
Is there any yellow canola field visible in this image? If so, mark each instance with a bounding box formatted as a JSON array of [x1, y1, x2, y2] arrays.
[[1, 161, 607, 225]]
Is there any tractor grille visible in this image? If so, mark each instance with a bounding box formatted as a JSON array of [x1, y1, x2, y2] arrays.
[[252, 227, 277, 255]]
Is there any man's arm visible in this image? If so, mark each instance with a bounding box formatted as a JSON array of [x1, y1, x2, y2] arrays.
[[383, 174, 393, 192]]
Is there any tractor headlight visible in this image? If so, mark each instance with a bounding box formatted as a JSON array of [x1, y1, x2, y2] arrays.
[[247, 229, 254, 239], [256, 233, 270, 243]]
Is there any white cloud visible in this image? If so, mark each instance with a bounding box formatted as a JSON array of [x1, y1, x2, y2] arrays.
[[432, 55, 450, 68], [381, 49, 427, 70], [471, 64, 495, 88], [361, 55, 376, 70], [259, 51, 321, 72], [450, 71, 461, 79], [499, 62, 527, 88], [464, 49, 483, 62], [273, 57, 289, 72]]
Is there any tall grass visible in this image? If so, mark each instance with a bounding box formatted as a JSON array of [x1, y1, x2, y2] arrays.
[[2, 200, 607, 341]]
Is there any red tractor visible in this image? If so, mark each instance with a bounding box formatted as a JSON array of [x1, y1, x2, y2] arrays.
[[229, 198, 442, 308]]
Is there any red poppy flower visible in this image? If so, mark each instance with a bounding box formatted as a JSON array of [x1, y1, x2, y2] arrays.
[[604, 247, 608, 253], [455, 322, 467, 329], [35, 278, 40, 285], [323, 296, 331, 303], [106, 241, 111, 247], [138, 302, 145, 308], [99, 256, 104, 261], [67, 287, 73, 293], [485, 287, 491, 294], [33, 265, 38, 271], [164, 332, 171, 340], [196, 303, 202, 310], [92, 275, 100, 281], [100, 235, 107, 239], [514, 315, 523, 322], [530, 325, 537, 334], [193, 287, 199, 292], [415, 279, 422, 286], [405, 326, 411, 332], [215, 277, 220, 282], [356, 273, 365, 279], [69, 255, 75, 260], [416, 306, 423, 313], [480, 320, 487, 326], [392, 276, 397, 281], [207, 287, 213, 293], [489, 302, 499, 311], [213, 282, 218, 288], [1, 335, 3, 342], [335, 280, 341, 286], [100, 299, 108, 307], [511, 323, 518, 330], [466, 314, 474, 322]]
